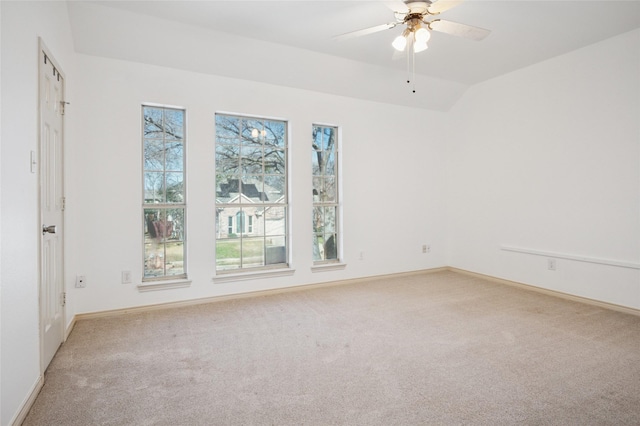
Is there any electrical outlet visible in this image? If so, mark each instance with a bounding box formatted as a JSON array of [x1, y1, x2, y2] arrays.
[[422, 244, 431, 253], [547, 259, 557, 271], [122, 270, 132, 284], [75, 275, 86, 288], [359, 251, 364, 261]]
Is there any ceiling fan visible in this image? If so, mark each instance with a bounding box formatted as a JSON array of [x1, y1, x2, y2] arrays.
[[334, 0, 490, 52], [334, 0, 490, 92]]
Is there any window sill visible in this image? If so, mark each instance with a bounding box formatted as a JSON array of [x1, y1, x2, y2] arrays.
[[311, 262, 347, 273], [213, 267, 295, 284], [138, 278, 192, 292]]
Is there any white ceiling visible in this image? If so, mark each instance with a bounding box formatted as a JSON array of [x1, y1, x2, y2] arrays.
[[67, 0, 640, 110]]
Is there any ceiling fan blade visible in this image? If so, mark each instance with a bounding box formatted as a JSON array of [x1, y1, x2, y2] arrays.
[[428, 19, 491, 41], [383, 0, 410, 14], [333, 22, 398, 40], [427, 0, 463, 15]]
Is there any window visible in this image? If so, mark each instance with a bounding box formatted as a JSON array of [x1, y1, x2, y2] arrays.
[[142, 105, 186, 279], [312, 124, 340, 263], [215, 113, 288, 271]]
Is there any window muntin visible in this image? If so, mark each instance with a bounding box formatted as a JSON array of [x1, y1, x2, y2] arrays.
[[142, 105, 186, 279], [215, 113, 288, 271], [312, 125, 340, 263]]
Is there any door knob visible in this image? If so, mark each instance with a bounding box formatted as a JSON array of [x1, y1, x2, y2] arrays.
[[42, 225, 57, 235]]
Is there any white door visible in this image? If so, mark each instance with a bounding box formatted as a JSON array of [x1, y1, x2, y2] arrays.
[[39, 43, 65, 371]]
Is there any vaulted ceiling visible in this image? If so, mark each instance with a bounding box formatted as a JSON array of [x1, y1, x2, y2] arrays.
[[67, 1, 640, 111]]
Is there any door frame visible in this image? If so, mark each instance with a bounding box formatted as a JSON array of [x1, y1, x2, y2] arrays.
[[38, 38, 66, 374]]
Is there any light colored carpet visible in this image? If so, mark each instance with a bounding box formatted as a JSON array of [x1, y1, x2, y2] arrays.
[[23, 270, 640, 425]]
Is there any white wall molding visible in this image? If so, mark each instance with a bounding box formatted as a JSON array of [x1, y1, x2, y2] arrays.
[[9, 376, 43, 426], [449, 267, 640, 317], [500, 245, 640, 270], [75, 268, 448, 321]]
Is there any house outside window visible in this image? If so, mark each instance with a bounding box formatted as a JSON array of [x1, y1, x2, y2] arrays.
[[215, 113, 288, 271], [312, 124, 340, 263], [142, 105, 186, 279]]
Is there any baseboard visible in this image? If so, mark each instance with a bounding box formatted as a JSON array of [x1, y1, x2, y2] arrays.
[[65, 315, 77, 341], [448, 267, 640, 317], [9, 375, 44, 426], [74, 265, 638, 322], [75, 267, 450, 321]]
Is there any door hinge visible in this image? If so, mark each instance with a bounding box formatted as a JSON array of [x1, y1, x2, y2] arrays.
[[60, 101, 70, 115], [61, 196, 66, 211], [61, 292, 66, 307]]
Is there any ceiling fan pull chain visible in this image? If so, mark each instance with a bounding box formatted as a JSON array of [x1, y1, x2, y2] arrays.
[[412, 42, 416, 93], [406, 42, 411, 85]]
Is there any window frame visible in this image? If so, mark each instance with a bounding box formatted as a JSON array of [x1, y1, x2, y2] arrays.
[[312, 123, 343, 266], [141, 104, 188, 283], [214, 112, 291, 275]]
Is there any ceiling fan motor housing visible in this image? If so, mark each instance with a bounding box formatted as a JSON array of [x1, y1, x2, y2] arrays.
[[405, 1, 430, 15]]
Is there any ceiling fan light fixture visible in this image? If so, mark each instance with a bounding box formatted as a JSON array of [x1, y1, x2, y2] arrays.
[[413, 40, 428, 53], [414, 27, 431, 43], [392, 35, 407, 51]]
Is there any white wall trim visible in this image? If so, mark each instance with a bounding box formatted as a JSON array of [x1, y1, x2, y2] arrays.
[[9, 376, 44, 426], [65, 315, 77, 341], [137, 279, 192, 292], [311, 262, 347, 273], [449, 267, 640, 317], [76, 268, 447, 320], [500, 245, 640, 270], [212, 268, 295, 284]]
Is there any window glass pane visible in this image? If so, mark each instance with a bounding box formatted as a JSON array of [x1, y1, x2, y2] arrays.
[[241, 146, 263, 174], [265, 206, 286, 236], [323, 177, 337, 203], [325, 150, 336, 175], [165, 141, 184, 171], [242, 119, 263, 142], [242, 236, 265, 268], [216, 145, 240, 174], [235, 211, 245, 234], [241, 175, 265, 202], [312, 177, 322, 201], [144, 140, 164, 171], [216, 238, 241, 271], [312, 206, 323, 234], [143, 107, 164, 139], [252, 212, 264, 237], [215, 115, 241, 143], [165, 208, 185, 241], [323, 234, 337, 260], [312, 151, 321, 175], [324, 206, 336, 233], [264, 120, 286, 148], [166, 172, 184, 203], [264, 149, 285, 175], [144, 172, 165, 203], [164, 242, 185, 275], [265, 175, 285, 203], [163, 109, 184, 140], [322, 127, 335, 151], [312, 234, 323, 261], [216, 177, 240, 203]]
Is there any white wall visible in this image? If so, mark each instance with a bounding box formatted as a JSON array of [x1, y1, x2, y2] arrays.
[[2, 2, 638, 423], [0, 2, 76, 425], [66, 54, 449, 316], [446, 29, 640, 309]]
